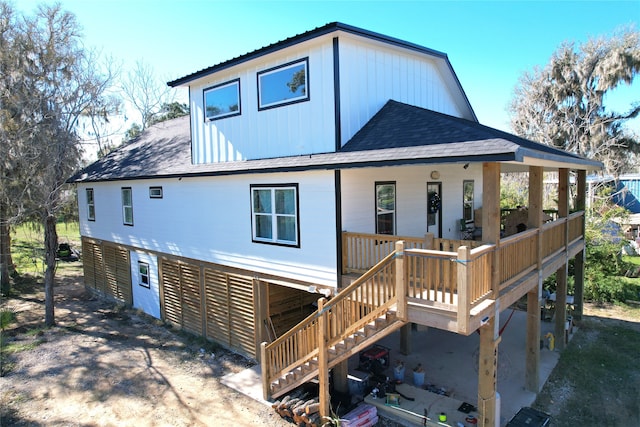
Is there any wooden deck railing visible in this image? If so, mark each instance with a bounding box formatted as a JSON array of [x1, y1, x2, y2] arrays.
[[405, 248, 458, 305], [343, 212, 585, 316], [541, 219, 566, 260], [262, 215, 586, 398], [498, 229, 538, 290], [568, 212, 585, 244], [342, 231, 482, 274], [262, 250, 399, 398]]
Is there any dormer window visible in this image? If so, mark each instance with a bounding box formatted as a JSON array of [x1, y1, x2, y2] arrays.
[[204, 79, 240, 121], [258, 58, 309, 110]]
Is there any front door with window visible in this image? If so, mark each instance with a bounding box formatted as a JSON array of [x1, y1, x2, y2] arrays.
[[427, 182, 442, 238]]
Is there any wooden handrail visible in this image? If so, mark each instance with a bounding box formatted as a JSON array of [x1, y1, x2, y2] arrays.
[[262, 249, 399, 398]]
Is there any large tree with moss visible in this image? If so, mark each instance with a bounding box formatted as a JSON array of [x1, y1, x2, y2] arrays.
[[0, 2, 117, 325], [510, 27, 640, 175]]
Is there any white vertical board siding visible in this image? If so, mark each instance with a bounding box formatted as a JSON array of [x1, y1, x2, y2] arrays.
[[130, 251, 160, 319], [341, 164, 483, 240], [338, 38, 463, 146], [77, 170, 338, 288], [189, 40, 336, 164]]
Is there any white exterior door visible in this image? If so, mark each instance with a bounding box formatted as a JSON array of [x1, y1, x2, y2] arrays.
[[130, 251, 160, 319]]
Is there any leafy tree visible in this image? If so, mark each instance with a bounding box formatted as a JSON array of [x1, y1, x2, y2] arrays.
[[123, 123, 142, 142], [149, 101, 189, 125], [510, 27, 640, 175], [287, 69, 306, 94], [583, 187, 633, 302], [0, 2, 116, 325]]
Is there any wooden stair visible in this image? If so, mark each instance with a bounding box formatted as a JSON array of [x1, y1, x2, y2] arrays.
[[262, 249, 405, 400], [269, 310, 405, 398]]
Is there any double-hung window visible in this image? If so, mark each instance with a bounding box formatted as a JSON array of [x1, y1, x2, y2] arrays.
[[376, 182, 396, 235], [86, 188, 95, 221], [121, 187, 134, 226], [257, 58, 309, 110], [463, 180, 474, 224], [204, 79, 240, 121], [251, 184, 299, 246], [138, 261, 150, 288]]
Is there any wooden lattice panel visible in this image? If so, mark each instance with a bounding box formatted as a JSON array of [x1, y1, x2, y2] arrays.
[[160, 259, 182, 327], [203, 268, 256, 358]]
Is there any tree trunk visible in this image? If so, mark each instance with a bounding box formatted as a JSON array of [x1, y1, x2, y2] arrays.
[[0, 201, 14, 295], [44, 213, 58, 326]]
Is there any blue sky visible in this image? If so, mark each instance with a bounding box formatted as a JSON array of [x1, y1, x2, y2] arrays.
[[15, 0, 640, 133]]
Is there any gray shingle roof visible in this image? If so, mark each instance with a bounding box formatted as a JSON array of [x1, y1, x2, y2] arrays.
[[68, 101, 601, 184]]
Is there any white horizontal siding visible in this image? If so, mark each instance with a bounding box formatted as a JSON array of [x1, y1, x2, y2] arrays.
[[189, 39, 336, 164], [341, 164, 483, 240], [338, 37, 463, 146], [77, 171, 338, 287]]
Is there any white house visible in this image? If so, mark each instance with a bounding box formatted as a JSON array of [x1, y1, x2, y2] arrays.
[[69, 23, 600, 425]]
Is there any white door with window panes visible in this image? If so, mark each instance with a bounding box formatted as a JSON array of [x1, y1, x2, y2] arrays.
[[375, 182, 396, 235], [130, 251, 160, 319]]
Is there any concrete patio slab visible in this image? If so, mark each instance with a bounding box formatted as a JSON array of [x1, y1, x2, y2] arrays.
[[221, 308, 567, 426]]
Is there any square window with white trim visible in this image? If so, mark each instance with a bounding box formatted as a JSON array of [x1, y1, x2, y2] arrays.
[[251, 184, 299, 246]]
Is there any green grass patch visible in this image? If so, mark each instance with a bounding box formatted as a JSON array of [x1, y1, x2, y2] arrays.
[[623, 255, 640, 266], [10, 221, 81, 278], [534, 320, 640, 425]]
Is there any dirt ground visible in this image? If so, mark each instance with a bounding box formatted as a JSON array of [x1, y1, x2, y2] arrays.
[[2, 266, 638, 427], [0, 268, 293, 427]]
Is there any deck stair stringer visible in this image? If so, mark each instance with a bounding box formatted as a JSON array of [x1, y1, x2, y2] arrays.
[[263, 250, 405, 400], [269, 311, 405, 398]]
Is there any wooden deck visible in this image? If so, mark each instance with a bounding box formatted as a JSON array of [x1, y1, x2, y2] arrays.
[[261, 212, 585, 402]]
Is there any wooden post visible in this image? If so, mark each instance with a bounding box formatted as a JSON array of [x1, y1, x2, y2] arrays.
[[482, 163, 501, 296], [261, 342, 270, 400], [555, 169, 569, 350], [526, 166, 543, 391], [478, 162, 501, 427], [254, 279, 268, 357], [424, 232, 434, 250], [400, 324, 412, 355], [478, 317, 500, 427], [573, 170, 587, 321], [525, 290, 540, 391], [396, 241, 407, 322], [457, 246, 470, 334], [318, 297, 330, 418], [341, 230, 348, 275], [333, 359, 349, 394]]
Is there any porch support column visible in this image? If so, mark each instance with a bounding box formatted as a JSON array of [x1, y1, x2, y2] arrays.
[[526, 166, 543, 391], [573, 170, 587, 321], [555, 168, 569, 350], [400, 324, 412, 355], [333, 360, 349, 394], [478, 162, 501, 427], [318, 297, 330, 418]]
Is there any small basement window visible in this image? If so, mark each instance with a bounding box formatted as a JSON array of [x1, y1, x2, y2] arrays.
[[149, 186, 163, 199], [258, 58, 309, 110], [204, 78, 240, 121], [138, 261, 150, 288]]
